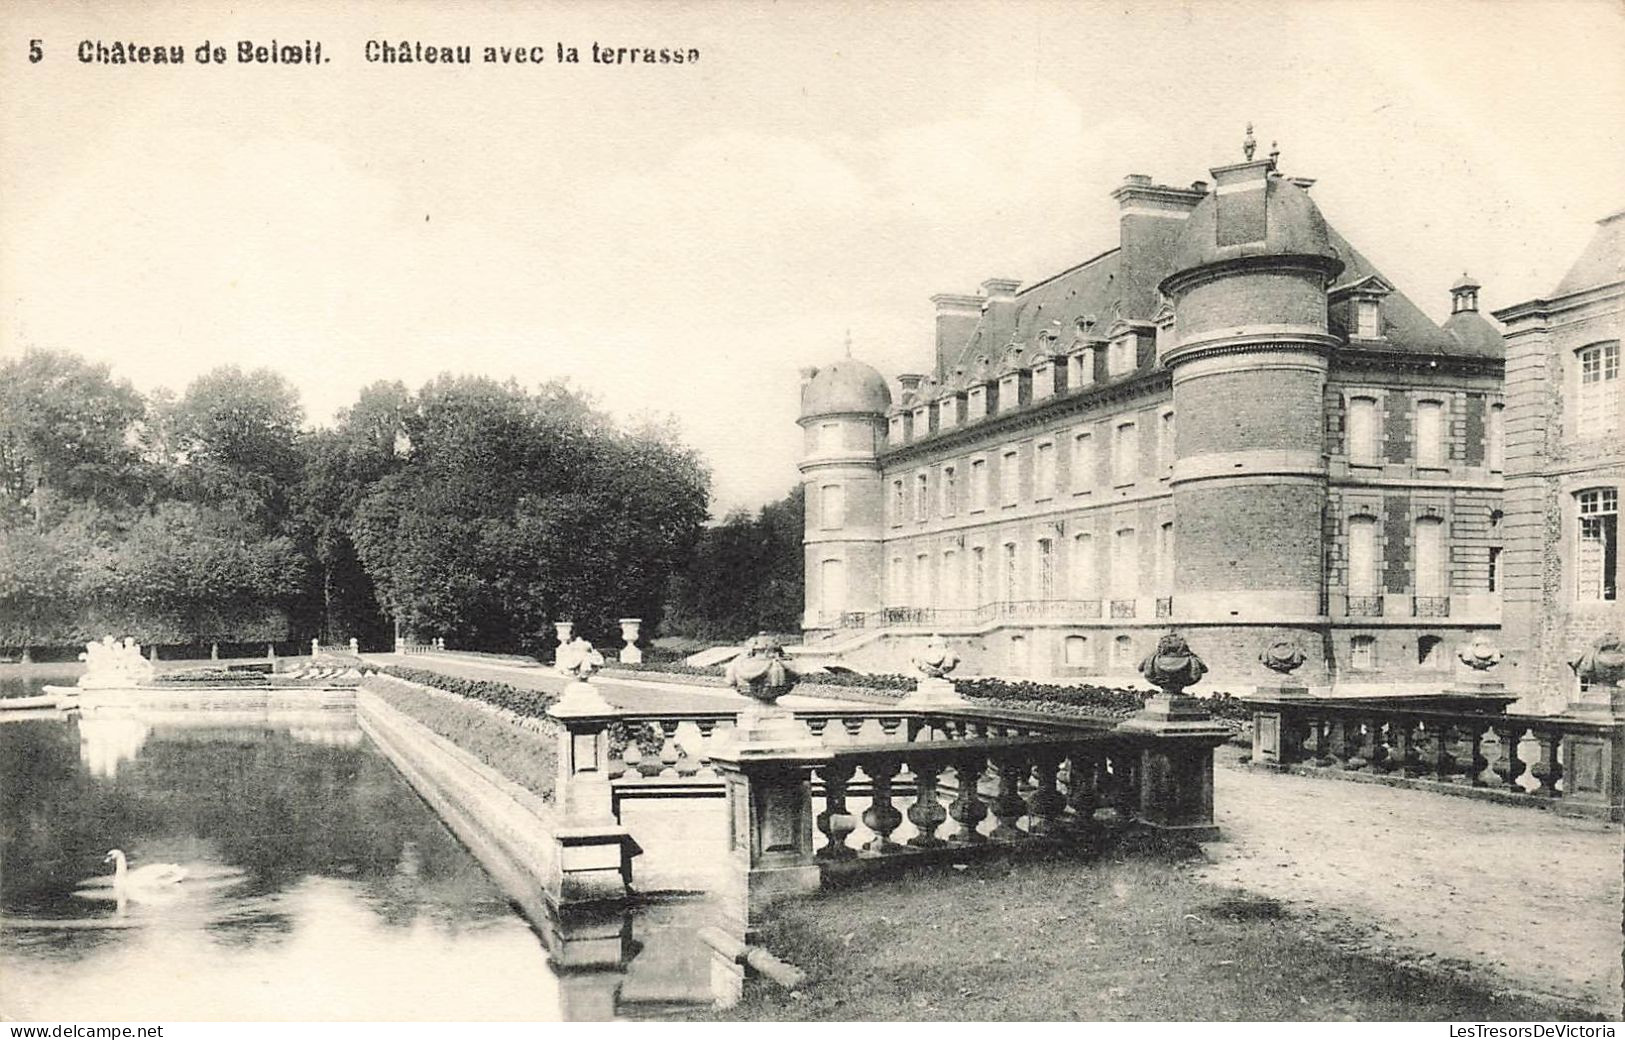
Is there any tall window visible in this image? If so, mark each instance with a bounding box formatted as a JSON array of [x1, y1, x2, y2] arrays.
[[1347, 396, 1378, 464], [967, 385, 987, 421], [889, 556, 905, 606], [1111, 634, 1135, 669], [1488, 546, 1502, 593], [1002, 542, 1019, 601], [1072, 533, 1096, 597], [1157, 521, 1175, 591], [1108, 335, 1137, 377], [914, 472, 929, 521], [1036, 538, 1055, 599], [1111, 527, 1138, 598], [1113, 421, 1139, 485], [943, 549, 959, 607], [915, 552, 933, 608], [1415, 401, 1444, 468], [1347, 515, 1379, 597], [818, 422, 840, 453], [971, 546, 986, 606], [1072, 431, 1095, 493], [1578, 488, 1619, 601], [1064, 634, 1091, 666], [1414, 515, 1445, 598], [941, 465, 957, 516], [1001, 450, 1020, 505], [1355, 300, 1380, 339], [970, 458, 988, 509], [1487, 403, 1505, 472], [1578, 343, 1621, 440], [1035, 441, 1057, 500], [1158, 410, 1175, 473], [820, 559, 845, 617], [890, 480, 904, 523], [819, 483, 844, 529]]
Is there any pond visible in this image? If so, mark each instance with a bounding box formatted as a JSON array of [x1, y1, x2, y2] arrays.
[[0, 671, 720, 1021]]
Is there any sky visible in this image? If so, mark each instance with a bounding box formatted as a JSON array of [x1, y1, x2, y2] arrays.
[[3, 0, 1622, 516]]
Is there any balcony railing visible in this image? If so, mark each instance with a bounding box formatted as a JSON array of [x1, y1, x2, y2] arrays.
[[1346, 595, 1384, 617], [1110, 599, 1137, 619], [1246, 696, 1624, 821], [1413, 596, 1452, 618], [1155, 596, 1174, 619], [831, 600, 1107, 630]]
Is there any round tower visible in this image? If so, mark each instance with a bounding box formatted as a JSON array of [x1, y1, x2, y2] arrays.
[[1158, 145, 1344, 679], [797, 359, 892, 634]]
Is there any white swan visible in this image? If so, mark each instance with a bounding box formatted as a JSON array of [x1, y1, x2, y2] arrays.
[[102, 848, 188, 888]]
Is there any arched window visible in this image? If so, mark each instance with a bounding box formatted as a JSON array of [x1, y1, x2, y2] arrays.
[[1112, 634, 1135, 669], [819, 559, 845, 618], [1413, 515, 1446, 599], [1347, 515, 1379, 598], [1111, 527, 1138, 597], [1036, 538, 1055, 599], [819, 483, 845, 529], [1064, 634, 1091, 666], [1350, 635, 1376, 670], [1487, 402, 1505, 472], [1072, 533, 1097, 598]]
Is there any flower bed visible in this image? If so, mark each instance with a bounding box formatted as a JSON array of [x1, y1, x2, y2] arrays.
[[152, 668, 270, 686]]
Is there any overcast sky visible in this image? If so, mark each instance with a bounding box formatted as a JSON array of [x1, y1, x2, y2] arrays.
[[3, 0, 1622, 515]]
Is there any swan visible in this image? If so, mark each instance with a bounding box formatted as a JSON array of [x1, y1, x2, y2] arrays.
[[102, 849, 188, 888]]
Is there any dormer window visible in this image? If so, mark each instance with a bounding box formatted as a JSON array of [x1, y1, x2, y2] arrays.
[[1032, 359, 1054, 402], [966, 385, 988, 421], [1071, 346, 1096, 388], [887, 414, 905, 445], [938, 395, 959, 431], [1107, 335, 1137, 377], [1355, 299, 1381, 339], [998, 372, 1020, 412]]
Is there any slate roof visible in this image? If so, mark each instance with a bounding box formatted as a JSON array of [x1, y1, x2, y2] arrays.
[[1551, 209, 1625, 298]]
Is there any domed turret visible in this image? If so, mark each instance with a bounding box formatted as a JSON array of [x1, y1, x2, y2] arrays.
[[1443, 272, 1503, 357], [800, 359, 891, 419], [1168, 174, 1341, 277]]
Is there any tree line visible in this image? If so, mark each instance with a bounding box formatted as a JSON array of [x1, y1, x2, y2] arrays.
[[0, 349, 796, 658]]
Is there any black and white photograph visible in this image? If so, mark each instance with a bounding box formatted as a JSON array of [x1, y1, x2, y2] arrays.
[[1, 0, 1622, 1027]]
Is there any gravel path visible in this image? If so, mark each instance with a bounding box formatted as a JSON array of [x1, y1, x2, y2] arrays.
[[1202, 755, 1624, 1014]]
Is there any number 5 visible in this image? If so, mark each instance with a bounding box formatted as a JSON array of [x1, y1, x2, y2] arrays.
[[29, 39, 42, 62]]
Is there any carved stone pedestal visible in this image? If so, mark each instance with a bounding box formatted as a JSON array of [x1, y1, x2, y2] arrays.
[[899, 676, 968, 708], [1117, 694, 1229, 841], [710, 742, 830, 939]]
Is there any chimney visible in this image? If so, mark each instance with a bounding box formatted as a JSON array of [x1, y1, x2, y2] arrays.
[[1110, 173, 1206, 317], [980, 278, 1022, 302], [1208, 156, 1273, 247], [931, 292, 982, 381], [897, 373, 926, 397]]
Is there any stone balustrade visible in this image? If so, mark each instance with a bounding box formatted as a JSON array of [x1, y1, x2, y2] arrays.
[[1249, 697, 1625, 821]]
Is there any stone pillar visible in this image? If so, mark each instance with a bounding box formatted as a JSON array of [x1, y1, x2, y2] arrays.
[[618, 618, 643, 664], [311, 638, 321, 657], [267, 643, 276, 661], [349, 637, 360, 655], [709, 742, 830, 939], [210, 642, 220, 661], [554, 622, 574, 668], [546, 679, 642, 906], [1119, 632, 1230, 840]]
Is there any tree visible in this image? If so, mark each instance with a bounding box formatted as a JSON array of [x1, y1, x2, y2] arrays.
[[161, 366, 304, 528], [663, 484, 804, 641], [0, 350, 145, 526]]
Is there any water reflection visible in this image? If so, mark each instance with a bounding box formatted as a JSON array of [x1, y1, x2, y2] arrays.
[[76, 716, 151, 779]]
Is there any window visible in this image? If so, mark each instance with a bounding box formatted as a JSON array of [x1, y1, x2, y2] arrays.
[[1002, 542, 1019, 601], [1072, 431, 1095, 493], [1578, 488, 1618, 601], [819, 483, 844, 529], [1347, 396, 1378, 465], [1347, 515, 1379, 597], [915, 552, 933, 608], [1418, 635, 1445, 670], [1416, 401, 1444, 468], [1001, 449, 1020, 506], [1108, 335, 1137, 377], [1111, 527, 1138, 598], [1350, 635, 1376, 670], [970, 458, 988, 510], [938, 396, 958, 431], [1578, 343, 1620, 440], [1032, 362, 1054, 402], [1071, 348, 1095, 388], [890, 480, 904, 523], [941, 465, 957, 516], [819, 558, 845, 617], [1064, 634, 1092, 667], [1355, 299, 1380, 339], [1035, 441, 1056, 500], [1072, 533, 1096, 597], [1111, 634, 1135, 669], [1158, 410, 1175, 473], [818, 422, 840, 452], [1157, 521, 1175, 591], [1414, 515, 1445, 598], [912, 405, 930, 437], [971, 546, 987, 606], [967, 385, 988, 421], [1113, 421, 1139, 485], [1155, 320, 1173, 355], [997, 374, 1019, 413], [888, 415, 905, 446], [942, 549, 959, 607], [914, 472, 929, 521], [1037, 538, 1055, 599], [1488, 546, 1502, 593], [888, 556, 905, 606], [1487, 402, 1505, 472]]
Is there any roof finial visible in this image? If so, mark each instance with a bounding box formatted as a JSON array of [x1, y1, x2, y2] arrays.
[[1243, 123, 1256, 161], [843, 328, 852, 358], [1268, 140, 1280, 169]]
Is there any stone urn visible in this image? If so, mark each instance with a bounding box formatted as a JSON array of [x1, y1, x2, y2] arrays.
[[901, 634, 967, 707], [725, 633, 800, 704], [618, 618, 643, 665], [1457, 635, 1504, 672], [1569, 632, 1625, 715], [552, 637, 611, 714], [1140, 631, 1207, 696], [1259, 640, 1306, 675]]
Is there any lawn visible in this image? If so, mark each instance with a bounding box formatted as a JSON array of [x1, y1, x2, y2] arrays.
[[693, 838, 1600, 1022]]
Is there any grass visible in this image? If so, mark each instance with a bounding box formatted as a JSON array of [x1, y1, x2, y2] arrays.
[[691, 840, 1600, 1022], [368, 677, 559, 803]]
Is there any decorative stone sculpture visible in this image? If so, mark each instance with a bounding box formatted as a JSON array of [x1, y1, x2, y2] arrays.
[[901, 634, 967, 707], [725, 633, 800, 705], [618, 618, 643, 665], [558, 637, 606, 680], [1139, 631, 1207, 695], [552, 637, 612, 714], [1457, 635, 1503, 672], [77, 636, 157, 689], [1569, 632, 1625, 715], [1258, 640, 1306, 675]]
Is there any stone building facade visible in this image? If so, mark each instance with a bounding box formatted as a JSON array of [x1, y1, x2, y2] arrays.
[[1495, 211, 1624, 712], [796, 139, 1506, 694]]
